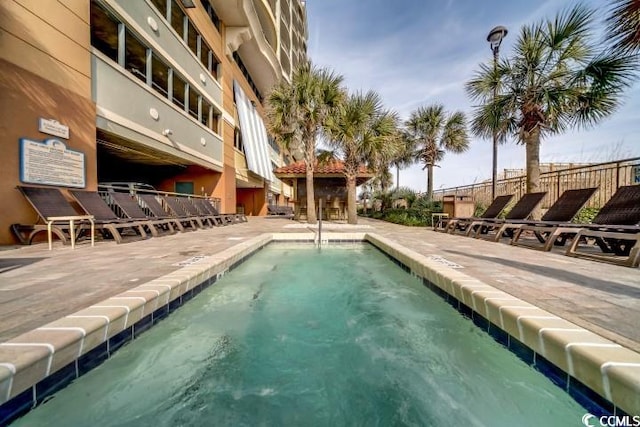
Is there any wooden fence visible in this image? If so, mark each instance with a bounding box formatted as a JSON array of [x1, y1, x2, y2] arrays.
[[432, 157, 640, 209]]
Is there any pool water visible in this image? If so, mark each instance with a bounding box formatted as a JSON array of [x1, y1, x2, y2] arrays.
[[13, 244, 585, 426]]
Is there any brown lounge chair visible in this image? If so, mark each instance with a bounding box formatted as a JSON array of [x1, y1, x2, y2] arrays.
[[438, 194, 514, 234], [11, 186, 92, 245], [496, 187, 598, 250], [190, 198, 232, 226], [109, 192, 178, 235], [161, 196, 204, 230], [69, 190, 152, 243], [531, 185, 640, 267], [136, 194, 186, 232], [179, 197, 223, 227], [468, 192, 547, 240]]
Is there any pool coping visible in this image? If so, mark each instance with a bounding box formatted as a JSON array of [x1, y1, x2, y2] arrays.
[[0, 232, 638, 422]]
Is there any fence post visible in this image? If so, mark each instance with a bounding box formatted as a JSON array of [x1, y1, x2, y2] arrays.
[[616, 161, 620, 190]]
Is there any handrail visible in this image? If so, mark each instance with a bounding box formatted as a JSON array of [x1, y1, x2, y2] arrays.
[[431, 157, 640, 209]]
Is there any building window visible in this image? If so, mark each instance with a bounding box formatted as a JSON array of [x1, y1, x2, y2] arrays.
[[233, 51, 263, 102], [187, 85, 199, 119], [268, 136, 280, 154], [210, 52, 220, 81], [200, 42, 211, 71], [90, 2, 119, 63], [150, 0, 167, 18], [151, 53, 169, 97], [187, 20, 198, 55], [200, 0, 221, 32], [170, 0, 186, 38], [234, 127, 244, 152], [172, 73, 186, 110], [212, 112, 221, 134], [125, 29, 147, 83], [201, 101, 212, 128]]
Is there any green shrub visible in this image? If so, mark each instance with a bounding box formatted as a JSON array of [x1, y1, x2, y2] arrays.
[[363, 207, 435, 226], [572, 207, 599, 224]]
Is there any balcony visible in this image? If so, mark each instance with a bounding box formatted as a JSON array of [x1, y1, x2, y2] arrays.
[[210, 0, 280, 95], [93, 53, 223, 170]]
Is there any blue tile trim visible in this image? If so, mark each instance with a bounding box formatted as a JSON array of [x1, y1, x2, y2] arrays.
[[108, 326, 133, 355], [366, 241, 617, 417], [77, 341, 109, 376], [35, 362, 77, 404], [0, 243, 269, 425], [0, 387, 33, 426], [0, 239, 619, 423]]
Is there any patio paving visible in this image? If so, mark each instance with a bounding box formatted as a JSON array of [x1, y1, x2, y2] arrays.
[[0, 217, 638, 355]]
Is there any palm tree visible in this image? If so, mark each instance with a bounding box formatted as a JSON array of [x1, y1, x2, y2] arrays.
[[466, 5, 637, 202], [606, 0, 640, 54], [391, 132, 416, 189], [323, 91, 400, 224], [266, 61, 345, 223], [405, 105, 469, 201]]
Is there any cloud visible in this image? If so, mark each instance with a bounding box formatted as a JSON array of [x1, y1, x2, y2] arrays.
[[305, 0, 640, 191]]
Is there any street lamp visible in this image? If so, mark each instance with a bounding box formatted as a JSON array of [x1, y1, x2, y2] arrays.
[[486, 25, 507, 201]]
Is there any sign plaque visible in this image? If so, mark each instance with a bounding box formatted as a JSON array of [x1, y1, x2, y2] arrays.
[[19, 138, 86, 188], [38, 118, 70, 139]]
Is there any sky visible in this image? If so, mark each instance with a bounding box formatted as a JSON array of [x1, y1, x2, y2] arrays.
[[305, 0, 640, 193]]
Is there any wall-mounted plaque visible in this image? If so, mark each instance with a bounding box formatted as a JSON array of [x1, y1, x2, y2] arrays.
[[38, 118, 70, 139], [20, 138, 86, 188]]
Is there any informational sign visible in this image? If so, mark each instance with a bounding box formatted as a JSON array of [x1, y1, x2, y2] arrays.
[[20, 138, 86, 188], [633, 165, 640, 184], [38, 118, 70, 139]]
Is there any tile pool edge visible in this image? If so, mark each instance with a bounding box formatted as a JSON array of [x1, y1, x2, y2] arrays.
[[0, 232, 638, 422], [0, 233, 274, 423], [364, 232, 640, 416]]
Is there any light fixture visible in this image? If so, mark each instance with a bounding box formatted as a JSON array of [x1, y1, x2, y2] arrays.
[[487, 26, 508, 54], [162, 129, 173, 136], [486, 25, 508, 201]]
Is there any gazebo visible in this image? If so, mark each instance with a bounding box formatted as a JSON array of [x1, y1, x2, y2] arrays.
[[274, 159, 373, 220]]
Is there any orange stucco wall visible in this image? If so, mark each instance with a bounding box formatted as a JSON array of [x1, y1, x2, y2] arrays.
[[237, 187, 267, 216], [0, 59, 97, 244]]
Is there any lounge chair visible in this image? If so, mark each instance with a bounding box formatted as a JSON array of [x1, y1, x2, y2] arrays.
[[267, 205, 295, 219], [196, 198, 241, 224], [211, 203, 246, 223], [161, 196, 204, 229], [438, 195, 513, 234], [11, 186, 92, 246], [500, 187, 598, 250], [109, 192, 178, 235], [136, 194, 186, 232], [533, 185, 640, 267], [190, 198, 232, 225], [69, 190, 152, 243], [180, 197, 223, 227], [468, 192, 547, 240]]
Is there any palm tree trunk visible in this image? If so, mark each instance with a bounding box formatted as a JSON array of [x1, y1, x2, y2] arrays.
[[346, 174, 357, 224], [525, 128, 542, 219], [426, 165, 434, 201], [306, 162, 317, 223], [396, 166, 400, 189]]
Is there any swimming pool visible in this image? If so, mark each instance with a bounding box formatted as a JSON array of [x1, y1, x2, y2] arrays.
[[11, 244, 585, 426]]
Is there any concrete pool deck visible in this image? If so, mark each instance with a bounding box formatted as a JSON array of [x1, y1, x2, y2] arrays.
[[0, 217, 639, 416]]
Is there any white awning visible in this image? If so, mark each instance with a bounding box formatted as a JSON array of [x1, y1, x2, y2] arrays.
[[233, 81, 274, 182]]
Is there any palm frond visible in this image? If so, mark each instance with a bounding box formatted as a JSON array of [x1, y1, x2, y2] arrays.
[[606, 0, 640, 54]]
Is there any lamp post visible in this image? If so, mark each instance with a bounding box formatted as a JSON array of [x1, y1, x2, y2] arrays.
[[486, 25, 507, 201]]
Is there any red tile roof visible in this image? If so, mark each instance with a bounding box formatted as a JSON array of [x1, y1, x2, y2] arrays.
[[274, 159, 371, 176]]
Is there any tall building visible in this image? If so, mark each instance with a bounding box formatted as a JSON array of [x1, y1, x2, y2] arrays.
[[0, 0, 307, 244]]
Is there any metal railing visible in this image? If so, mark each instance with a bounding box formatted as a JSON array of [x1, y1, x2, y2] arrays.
[[98, 184, 222, 216], [432, 157, 640, 209]]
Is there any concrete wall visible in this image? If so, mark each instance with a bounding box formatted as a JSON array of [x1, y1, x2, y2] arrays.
[[0, 1, 96, 244]]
